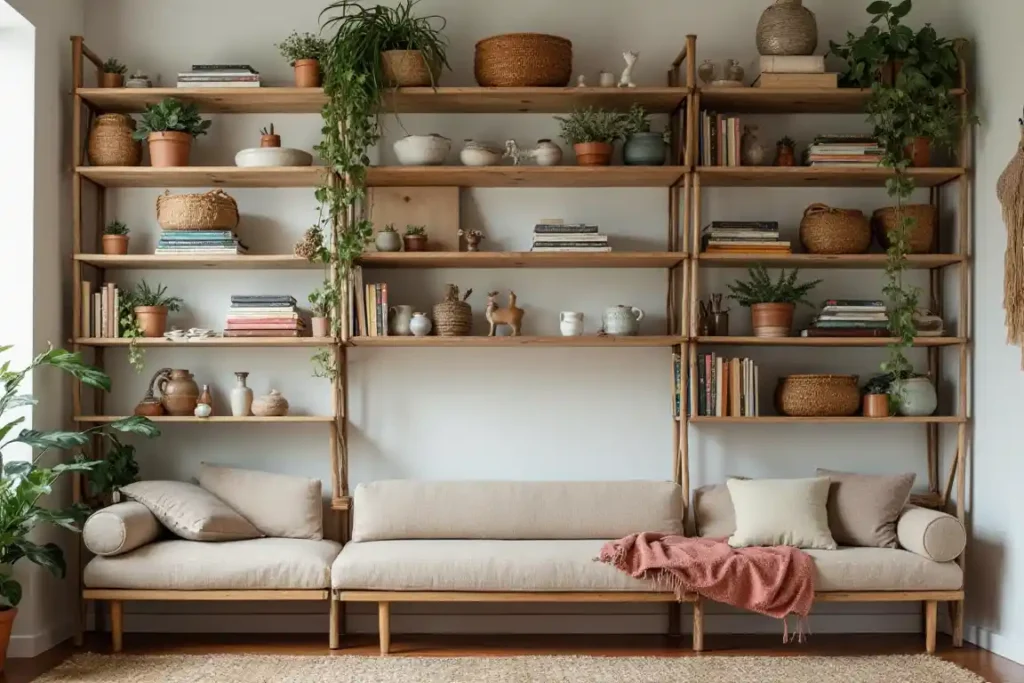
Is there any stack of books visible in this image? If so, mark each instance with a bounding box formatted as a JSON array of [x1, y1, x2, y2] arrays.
[[530, 223, 610, 253], [80, 282, 123, 338], [695, 354, 760, 417], [806, 135, 883, 167], [699, 112, 742, 167], [753, 55, 838, 89], [178, 64, 261, 88], [156, 230, 248, 256], [701, 221, 791, 255], [802, 299, 890, 338], [224, 295, 303, 338], [349, 267, 390, 337]]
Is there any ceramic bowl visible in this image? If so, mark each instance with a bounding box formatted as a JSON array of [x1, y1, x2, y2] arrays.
[[235, 147, 313, 168], [394, 134, 451, 166], [460, 141, 503, 167]]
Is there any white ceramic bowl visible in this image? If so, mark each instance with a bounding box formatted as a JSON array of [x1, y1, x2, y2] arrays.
[[394, 134, 451, 166], [235, 147, 313, 168], [460, 141, 503, 167]]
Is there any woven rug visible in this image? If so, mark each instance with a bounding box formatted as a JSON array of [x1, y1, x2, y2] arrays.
[[34, 653, 987, 682]]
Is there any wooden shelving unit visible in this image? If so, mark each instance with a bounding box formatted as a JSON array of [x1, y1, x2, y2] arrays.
[[696, 166, 965, 188], [348, 336, 683, 348], [357, 252, 687, 269], [698, 253, 964, 269], [75, 254, 318, 270], [75, 415, 336, 424], [689, 416, 967, 425], [696, 336, 965, 348], [74, 337, 337, 348]]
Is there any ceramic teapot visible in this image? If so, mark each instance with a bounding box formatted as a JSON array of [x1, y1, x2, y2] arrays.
[[603, 306, 645, 336], [149, 368, 199, 416]]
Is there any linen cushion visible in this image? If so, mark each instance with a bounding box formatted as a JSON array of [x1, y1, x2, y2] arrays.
[[199, 464, 323, 540], [350, 480, 684, 542], [896, 505, 967, 562], [817, 468, 915, 548], [121, 480, 262, 542], [84, 538, 342, 590], [807, 547, 963, 592], [727, 477, 837, 550], [82, 502, 162, 557], [691, 479, 746, 538]]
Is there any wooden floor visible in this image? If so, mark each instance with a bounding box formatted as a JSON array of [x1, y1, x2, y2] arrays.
[[5, 633, 1021, 682]]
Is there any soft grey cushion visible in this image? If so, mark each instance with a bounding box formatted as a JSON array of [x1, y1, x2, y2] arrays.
[[350, 480, 684, 542], [121, 480, 262, 542], [817, 469, 915, 548], [83, 502, 161, 557], [727, 477, 837, 550], [897, 505, 967, 562], [199, 464, 323, 540], [807, 547, 963, 592], [692, 481, 742, 538]]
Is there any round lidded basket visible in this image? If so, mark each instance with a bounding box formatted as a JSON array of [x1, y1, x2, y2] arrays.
[[756, 0, 819, 56], [432, 284, 472, 336], [776, 374, 860, 417], [799, 203, 871, 254], [156, 189, 239, 231], [872, 204, 937, 254], [474, 33, 572, 87], [381, 50, 441, 87], [87, 114, 142, 167]]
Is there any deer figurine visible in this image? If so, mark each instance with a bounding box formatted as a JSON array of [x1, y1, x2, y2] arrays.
[[486, 291, 524, 337]]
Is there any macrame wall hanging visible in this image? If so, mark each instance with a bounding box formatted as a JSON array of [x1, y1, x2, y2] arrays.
[[997, 110, 1024, 367]]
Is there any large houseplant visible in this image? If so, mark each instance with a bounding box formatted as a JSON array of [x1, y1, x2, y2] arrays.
[[133, 98, 212, 167], [728, 266, 822, 338]]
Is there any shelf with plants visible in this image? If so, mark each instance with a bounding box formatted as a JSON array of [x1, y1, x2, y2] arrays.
[[77, 166, 328, 188], [698, 86, 966, 115], [689, 416, 966, 425], [75, 337, 338, 348], [697, 253, 964, 270], [348, 335, 684, 348], [75, 255, 319, 270], [694, 166, 965, 188], [695, 336, 965, 348], [357, 252, 688, 269]]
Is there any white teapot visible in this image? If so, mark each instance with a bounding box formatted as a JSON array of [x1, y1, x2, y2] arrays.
[[603, 306, 644, 336]]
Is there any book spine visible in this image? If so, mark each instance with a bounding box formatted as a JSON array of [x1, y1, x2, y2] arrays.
[[105, 284, 114, 338], [697, 354, 705, 417], [708, 221, 780, 230], [823, 299, 886, 307], [531, 241, 610, 248], [532, 234, 608, 242], [93, 293, 100, 338], [706, 354, 713, 417], [81, 281, 91, 338], [533, 225, 599, 234], [190, 64, 258, 72], [113, 287, 120, 338], [381, 283, 389, 337]]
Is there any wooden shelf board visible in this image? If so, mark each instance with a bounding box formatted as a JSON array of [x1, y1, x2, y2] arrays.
[[689, 416, 966, 424], [77, 166, 327, 188], [75, 415, 334, 423], [348, 335, 682, 348], [358, 251, 686, 269], [75, 337, 336, 348], [366, 166, 689, 188], [697, 336, 966, 347], [698, 253, 964, 270], [75, 254, 317, 270], [699, 87, 966, 114], [697, 166, 965, 188]]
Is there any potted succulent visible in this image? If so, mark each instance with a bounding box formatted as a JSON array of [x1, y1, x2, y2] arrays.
[[102, 220, 130, 255], [727, 266, 822, 338], [862, 374, 895, 417], [100, 58, 127, 88], [403, 225, 428, 252], [308, 287, 334, 338], [260, 123, 281, 148], [621, 105, 667, 166], [555, 107, 628, 166], [277, 31, 328, 88], [374, 224, 402, 252], [132, 98, 212, 167], [131, 280, 184, 338], [775, 136, 797, 167]]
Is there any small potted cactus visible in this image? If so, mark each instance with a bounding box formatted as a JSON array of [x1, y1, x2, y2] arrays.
[[403, 225, 428, 252], [100, 58, 127, 88], [260, 124, 281, 148], [775, 136, 797, 167], [374, 224, 402, 252], [102, 221, 130, 255]]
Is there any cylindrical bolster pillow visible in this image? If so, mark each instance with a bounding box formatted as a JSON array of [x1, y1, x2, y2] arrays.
[[896, 505, 966, 562], [83, 502, 161, 557]]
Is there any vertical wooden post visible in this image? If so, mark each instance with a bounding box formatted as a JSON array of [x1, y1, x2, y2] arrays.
[[378, 602, 391, 655], [109, 601, 123, 653], [692, 598, 704, 652], [924, 599, 937, 654], [329, 596, 341, 650]]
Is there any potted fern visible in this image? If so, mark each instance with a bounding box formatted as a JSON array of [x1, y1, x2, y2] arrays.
[[132, 98, 212, 167], [727, 266, 822, 338], [131, 280, 184, 338], [100, 58, 127, 88], [308, 286, 335, 338], [102, 221, 130, 255], [555, 107, 628, 166], [277, 31, 328, 88]]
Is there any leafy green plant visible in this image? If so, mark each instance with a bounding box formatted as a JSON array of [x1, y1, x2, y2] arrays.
[[380, 224, 396, 233], [404, 225, 426, 236], [727, 266, 822, 307], [104, 220, 128, 236], [132, 281, 183, 311], [555, 107, 629, 145], [276, 31, 328, 64], [75, 431, 153, 507], [622, 105, 652, 136], [117, 289, 145, 372], [132, 98, 212, 141], [102, 58, 127, 75], [308, 286, 335, 318]]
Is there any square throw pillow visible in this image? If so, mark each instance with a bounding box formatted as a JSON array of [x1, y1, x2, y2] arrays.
[[198, 464, 323, 540], [692, 479, 747, 538], [727, 477, 836, 550], [816, 469, 915, 548], [121, 480, 262, 542]]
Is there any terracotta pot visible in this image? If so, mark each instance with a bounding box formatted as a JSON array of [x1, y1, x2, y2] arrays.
[[260, 134, 281, 148], [148, 131, 193, 167], [311, 317, 330, 338], [863, 393, 890, 418], [294, 59, 321, 88], [0, 607, 17, 670], [133, 398, 165, 417], [775, 145, 796, 167], [404, 235, 428, 252], [100, 72, 124, 88], [574, 142, 613, 166], [156, 369, 200, 417], [102, 235, 129, 255], [905, 137, 931, 167], [134, 305, 168, 338], [751, 302, 795, 338]]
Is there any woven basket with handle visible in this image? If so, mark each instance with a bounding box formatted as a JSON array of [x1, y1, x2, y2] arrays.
[[776, 374, 860, 417], [474, 33, 572, 87], [156, 190, 239, 231], [432, 284, 473, 336], [799, 203, 871, 254]]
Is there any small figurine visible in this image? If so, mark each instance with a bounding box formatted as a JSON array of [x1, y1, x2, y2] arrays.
[[576, 74, 587, 88], [726, 59, 745, 85], [599, 70, 616, 88], [504, 139, 524, 166], [698, 59, 716, 87], [486, 291, 525, 337], [618, 51, 639, 88], [775, 136, 797, 167], [741, 125, 768, 166], [458, 228, 485, 252]]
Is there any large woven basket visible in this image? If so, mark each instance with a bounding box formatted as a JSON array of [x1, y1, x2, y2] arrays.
[[87, 114, 142, 167], [799, 203, 871, 254], [432, 284, 472, 336], [872, 204, 937, 254], [381, 50, 440, 87], [156, 190, 239, 231], [474, 33, 572, 87], [776, 374, 860, 417]]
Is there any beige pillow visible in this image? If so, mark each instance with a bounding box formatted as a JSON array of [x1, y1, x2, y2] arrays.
[[83, 502, 162, 556], [692, 481, 740, 538], [727, 477, 836, 550], [121, 481, 262, 542], [816, 469, 915, 548], [199, 464, 323, 540]]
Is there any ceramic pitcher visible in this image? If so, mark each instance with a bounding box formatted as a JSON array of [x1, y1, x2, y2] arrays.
[[603, 306, 645, 336], [389, 305, 414, 336], [156, 369, 199, 416], [559, 312, 584, 336]]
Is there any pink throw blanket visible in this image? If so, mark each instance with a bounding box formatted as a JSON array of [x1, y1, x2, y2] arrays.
[[599, 533, 814, 620]]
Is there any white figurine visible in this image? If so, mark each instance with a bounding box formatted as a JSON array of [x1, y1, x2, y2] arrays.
[[598, 70, 616, 88], [504, 139, 523, 166], [618, 51, 639, 88], [576, 74, 587, 88]]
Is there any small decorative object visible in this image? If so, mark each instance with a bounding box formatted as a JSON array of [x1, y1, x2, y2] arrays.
[[556, 107, 624, 167], [132, 280, 184, 338], [260, 124, 281, 148], [530, 139, 563, 166], [623, 105, 667, 166], [708, 293, 730, 336], [125, 70, 152, 88], [697, 301, 712, 336], [277, 31, 327, 88], [375, 224, 403, 252], [235, 147, 313, 168], [872, 205, 937, 254], [863, 393, 889, 418], [503, 139, 525, 166], [602, 305, 645, 336], [999, 115, 1024, 367], [308, 288, 331, 338], [151, 368, 200, 417], [230, 372, 253, 417], [896, 377, 938, 417], [198, 384, 214, 415], [100, 58, 127, 88], [87, 114, 142, 167], [775, 136, 797, 167], [311, 317, 330, 338], [458, 229, 485, 252], [433, 284, 473, 336], [727, 265, 822, 338], [914, 311, 946, 337], [698, 59, 716, 86], [409, 312, 433, 337], [756, 0, 818, 57], [194, 403, 213, 419], [598, 70, 616, 88], [133, 98, 211, 167], [618, 51, 638, 88], [403, 225, 428, 252], [727, 59, 745, 84], [741, 125, 768, 166], [474, 33, 572, 87], [460, 140, 503, 167], [800, 203, 871, 255], [576, 75, 587, 87], [388, 305, 414, 336], [252, 390, 289, 417], [157, 190, 239, 232], [133, 394, 164, 417], [102, 220, 130, 255], [776, 374, 860, 417], [382, 49, 441, 87], [559, 311, 584, 337], [485, 291, 524, 336], [393, 133, 451, 166]]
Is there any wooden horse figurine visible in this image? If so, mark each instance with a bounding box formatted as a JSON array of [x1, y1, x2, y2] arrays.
[[486, 291, 524, 337]]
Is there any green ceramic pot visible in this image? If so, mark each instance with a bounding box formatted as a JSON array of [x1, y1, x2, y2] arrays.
[[623, 132, 667, 166]]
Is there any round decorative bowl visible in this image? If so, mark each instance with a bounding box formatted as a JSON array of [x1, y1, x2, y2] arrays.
[[460, 140, 503, 167], [394, 134, 451, 166], [235, 147, 313, 168], [776, 374, 860, 417], [252, 390, 289, 417]]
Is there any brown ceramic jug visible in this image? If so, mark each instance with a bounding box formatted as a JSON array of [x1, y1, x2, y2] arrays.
[[154, 368, 200, 416]]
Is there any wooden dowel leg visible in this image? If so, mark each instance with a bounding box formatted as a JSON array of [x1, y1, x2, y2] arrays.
[[329, 597, 341, 650], [668, 603, 681, 638], [692, 599, 704, 652], [951, 600, 964, 647], [378, 602, 390, 656], [74, 598, 86, 647], [109, 601, 123, 653], [925, 600, 937, 654]]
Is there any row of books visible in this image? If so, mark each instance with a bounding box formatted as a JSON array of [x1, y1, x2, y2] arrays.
[[178, 64, 261, 89], [807, 135, 882, 168], [224, 295, 303, 338], [80, 283, 122, 339], [802, 299, 890, 338], [156, 230, 248, 256], [699, 112, 743, 167], [530, 223, 610, 253], [701, 221, 791, 255], [350, 267, 390, 337], [696, 354, 760, 417]]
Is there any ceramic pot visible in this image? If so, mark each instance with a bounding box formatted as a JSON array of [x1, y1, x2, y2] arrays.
[[235, 147, 313, 167], [230, 372, 253, 417], [102, 235, 129, 255], [133, 398, 164, 417], [741, 126, 768, 166], [389, 305, 414, 336], [100, 72, 124, 88], [410, 313, 432, 337], [0, 607, 17, 670], [404, 234, 428, 252], [905, 137, 931, 167], [460, 140, 503, 167], [125, 73, 152, 88], [375, 230, 403, 252], [252, 389, 289, 417], [751, 303, 794, 338], [863, 394, 890, 418], [896, 377, 938, 417], [260, 134, 281, 148], [756, 0, 818, 56], [148, 131, 192, 167], [311, 317, 330, 338], [293, 59, 321, 88], [134, 306, 168, 338], [775, 144, 796, 167], [88, 114, 142, 166], [599, 71, 616, 88], [698, 59, 716, 86], [156, 369, 199, 416], [574, 142, 613, 166], [624, 133, 667, 166], [531, 139, 563, 166], [603, 305, 644, 336], [394, 134, 451, 166], [194, 403, 212, 418], [559, 311, 584, 337]]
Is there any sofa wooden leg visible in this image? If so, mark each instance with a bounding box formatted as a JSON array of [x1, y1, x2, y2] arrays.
[[668, 603, 681, 638], [924, 600, 937, 654], [329, 598, 341, 650], [951, 600, 964, 647], [378, 602, 390, 656], [110, 601, 123, 654], [692, 599, 705, 652], [73, 598, 86, 647]]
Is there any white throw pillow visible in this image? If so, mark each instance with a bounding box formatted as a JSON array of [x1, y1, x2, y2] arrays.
[[727, 477, 837, 550]]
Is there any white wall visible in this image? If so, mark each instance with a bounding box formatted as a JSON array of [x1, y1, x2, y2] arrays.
[[80, 0, 971, 637]]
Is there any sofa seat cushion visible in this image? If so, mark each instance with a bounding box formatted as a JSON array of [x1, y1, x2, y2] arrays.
[[333, 540, 662, 592], [807, 547, 963, 592], [84, 538, 342, 591]]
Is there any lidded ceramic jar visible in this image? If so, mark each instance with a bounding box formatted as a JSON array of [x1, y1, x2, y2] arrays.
[[460, 140, 503, 167]]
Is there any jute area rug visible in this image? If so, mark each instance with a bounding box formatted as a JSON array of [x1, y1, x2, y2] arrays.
[[34, 653, 987, 683]]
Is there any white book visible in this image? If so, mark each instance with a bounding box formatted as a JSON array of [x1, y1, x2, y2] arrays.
[[533, 234, 608, 243], [530, 246, 613, 253], [759, 55, 826, 74]]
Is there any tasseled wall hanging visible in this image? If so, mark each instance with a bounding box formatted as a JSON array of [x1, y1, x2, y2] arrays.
[[997, 109, 1024, 367]]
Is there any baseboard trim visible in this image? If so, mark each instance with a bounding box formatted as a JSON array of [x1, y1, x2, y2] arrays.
[[965, 625, 1024, 665], [9, 620, 73, 659]]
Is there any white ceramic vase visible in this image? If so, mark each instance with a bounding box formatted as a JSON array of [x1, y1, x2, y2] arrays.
[[460, 140, 503, 166], [394, 134, 451, 166], [530, 139, 563, 166], [410, 313, 432, 337], [230, 372, 253, 417], [559, 312, 584, 336]]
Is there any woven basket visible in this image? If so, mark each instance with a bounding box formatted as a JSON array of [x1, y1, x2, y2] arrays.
[[156, 190, 239, 231], [381, 50, 440, 87], [87, 114, 142, 167], [872, 204, 937, 254], [432, 284, 472, 336], [474, 33, 572, 87], [799, 203, 871, 254], [776, 374, 860, 417], [756, 0, 818, 56]]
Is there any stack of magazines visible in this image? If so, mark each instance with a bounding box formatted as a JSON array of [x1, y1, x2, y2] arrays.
[[178, 64, 261, 88], [701, 221, 790, 255], [802, 299, 890, 338], [155, 230, 247, 256], [530, 223, 610, 253], [806, 135, 882, 167]]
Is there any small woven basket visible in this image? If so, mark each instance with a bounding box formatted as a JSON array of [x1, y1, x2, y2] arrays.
[[872, 204, 937, 254], [87, 114, 142, 167], [156, 190, 239, 231], [432, 284, 472, 336], [474, 33, 572, 87], [799, 203, 871, 254], [776, 374, 860, 417], [381, 50, 440, 87]]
